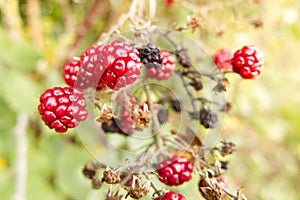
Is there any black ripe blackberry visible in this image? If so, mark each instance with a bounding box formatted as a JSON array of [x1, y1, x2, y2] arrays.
[[199, 108, 218, 128], [101, 118, 121, 133], [138, 44, 162, 68]]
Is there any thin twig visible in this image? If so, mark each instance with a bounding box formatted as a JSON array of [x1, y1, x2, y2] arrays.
[[175, 71, 197, 112], [98, 0, 140, 43], [13, 113, 29, 200], [143, 84, 163, 149]]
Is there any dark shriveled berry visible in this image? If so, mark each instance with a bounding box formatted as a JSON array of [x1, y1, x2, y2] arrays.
[[101, 118, 122, 133], [157, 108, 168, 124], [199, 108, 218, 128], [189, 108, 218, 128], [170, 99, 182, 112]]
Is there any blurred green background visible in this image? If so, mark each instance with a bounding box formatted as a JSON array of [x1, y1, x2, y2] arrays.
[[0, 0, 300, 199]]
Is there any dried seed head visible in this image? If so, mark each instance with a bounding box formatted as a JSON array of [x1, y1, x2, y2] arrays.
[[97, 104, 114, 123], [134, 104, 152, 131], [126, 187, 150, 199], [220, 141, 236, 156], [213, 78, 229, 92], [187, 15, 203, 32], [102, 170, 121, 184]]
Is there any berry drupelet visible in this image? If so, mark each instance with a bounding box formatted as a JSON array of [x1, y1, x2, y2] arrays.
[[155, 191, 186, 200], [231, 45, 264, 79], [157, 155, 193, 186], [38, 87, 88, 132]]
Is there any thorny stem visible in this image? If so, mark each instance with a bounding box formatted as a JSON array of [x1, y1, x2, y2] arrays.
[[143, 84, 163, 149]]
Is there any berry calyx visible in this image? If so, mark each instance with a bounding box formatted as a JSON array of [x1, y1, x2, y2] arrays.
[[213, 48, 233, 70], [231, 45, 264, 79], [38, 87, 88, 132], [157, 155, 193, 186], [199, 177, 227, 200], [155, 191, 186, 200], [147, 50, 176, 80]]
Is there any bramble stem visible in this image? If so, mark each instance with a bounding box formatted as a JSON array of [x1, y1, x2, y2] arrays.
[[143, 84, 163, 149]]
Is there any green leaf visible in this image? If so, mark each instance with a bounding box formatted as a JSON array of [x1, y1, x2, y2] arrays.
[[0, 41, 42, 72], [1, 68, 41, 114], [56, 144, 91, 200], [0, 169, 14, 199]]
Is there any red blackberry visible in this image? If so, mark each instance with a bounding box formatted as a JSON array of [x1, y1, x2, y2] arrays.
[[63, 58, 81, 87], [79, 45, 106, 88], [38, 87, 88, 132], [101, 40, 142, 90], [147, 50, 176, 80], [213, 48, 233, 70], [155, 191, 186, 200], [231, 45, 264, 79], [157, 155, 193, 186]]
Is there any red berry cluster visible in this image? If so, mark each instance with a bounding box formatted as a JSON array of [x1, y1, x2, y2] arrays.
[[82, 41, 142, 90], [157, 155, 193, 186], [155, 191, 186, 200], [213, 48, 233, 70], [38, 87, 88, 132], [231, 45, 264, 79], [147, 50, 176, 80], [64, 40, 142, 90]]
